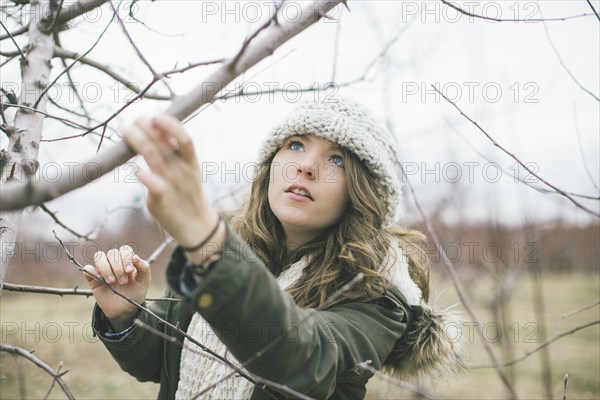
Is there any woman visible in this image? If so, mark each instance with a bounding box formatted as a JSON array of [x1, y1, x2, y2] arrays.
[[84, 97, 461, 399]]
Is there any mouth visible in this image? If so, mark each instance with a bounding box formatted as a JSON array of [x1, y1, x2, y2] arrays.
[[285, 184, 314, 201]]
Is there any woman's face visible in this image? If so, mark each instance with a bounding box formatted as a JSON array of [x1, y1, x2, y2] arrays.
[[268, 134, 349, 248]]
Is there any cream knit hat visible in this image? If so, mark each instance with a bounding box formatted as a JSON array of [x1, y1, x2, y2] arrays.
[[258, 97, 402, 225]]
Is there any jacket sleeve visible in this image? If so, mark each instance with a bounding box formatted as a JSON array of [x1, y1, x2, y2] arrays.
[[92, 295, 170, 383], [167, 223, 408, 399]]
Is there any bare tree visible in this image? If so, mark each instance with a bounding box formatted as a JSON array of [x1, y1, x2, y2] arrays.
[[1, 1, 598, 398]]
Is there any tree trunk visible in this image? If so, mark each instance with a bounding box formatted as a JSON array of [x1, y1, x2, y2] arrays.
[[0, 0, 55, 293]]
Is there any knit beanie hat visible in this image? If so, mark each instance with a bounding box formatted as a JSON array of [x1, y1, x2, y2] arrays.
[[257, 97, 402, 225]]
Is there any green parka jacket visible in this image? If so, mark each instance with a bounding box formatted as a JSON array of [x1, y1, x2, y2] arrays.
[[93, 224, 418, 399]]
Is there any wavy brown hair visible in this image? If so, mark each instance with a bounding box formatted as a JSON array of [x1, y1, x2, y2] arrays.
[[226, 145, 430, 308]]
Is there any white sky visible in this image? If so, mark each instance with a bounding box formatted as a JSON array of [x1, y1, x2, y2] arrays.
[[1, 0, 599, 236]]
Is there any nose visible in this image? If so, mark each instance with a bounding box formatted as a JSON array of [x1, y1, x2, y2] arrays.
[[297, 158, 318, 180]]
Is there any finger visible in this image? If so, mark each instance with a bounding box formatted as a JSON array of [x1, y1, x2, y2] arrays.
[[94, 251, 116, 285], [107, 248, 128, 285], [136, 168, 168, 198], [131, 255, 151, 283], [134, 117, 178, 160], [82, 264, 102, 287], [152, 114, 196, 163], [122, 124, 169, 174], [119, 245, 135, 277]]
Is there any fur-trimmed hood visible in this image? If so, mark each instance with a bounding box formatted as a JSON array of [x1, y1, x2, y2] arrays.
[[378, 240, 466, 380]]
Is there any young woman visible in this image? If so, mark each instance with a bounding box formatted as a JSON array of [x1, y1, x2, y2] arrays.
[[84, 97, 461, 399]]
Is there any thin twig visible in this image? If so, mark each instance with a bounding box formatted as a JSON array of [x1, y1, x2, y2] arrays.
[[33, 0, 116, 109], [563, 373, 569, 400], [540, 12, 599, 102], [439, 0, 595, 22], [357, 361, 438, 400], [45, 0, 65, 33], [585, 0, 600, 21], [43, 74, 161, 143], [42, 53, 223, 145], [0, 19, 26, 59], [53, 33, 92, 123], [230, 0, 285, 68], [0, 343, 75, 400], [2, 282, 182, 302], [561, 299, 600, 319], [40, 203, 92, 240], [0, 102, 90, 129], [401, 165, 519, 398], [572, 104, 600, 192], [108, 1, 158, 78], [53, 46, 170, 101], [108, 0, 176, 101], [434, 85, 600, 218], [0, 25, 27, 42], [471, 319, 600, 368], [43, 361, 63, 400], [444, 115, 600, 200]]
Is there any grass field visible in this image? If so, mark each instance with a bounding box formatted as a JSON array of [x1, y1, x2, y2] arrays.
[[1, 271, 598, 399]]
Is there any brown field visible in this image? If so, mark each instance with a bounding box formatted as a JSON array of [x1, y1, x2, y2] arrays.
[[1, 271, 598, 400]]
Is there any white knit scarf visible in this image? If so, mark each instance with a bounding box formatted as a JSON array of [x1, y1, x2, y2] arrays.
[[175, 240, 421, 399]]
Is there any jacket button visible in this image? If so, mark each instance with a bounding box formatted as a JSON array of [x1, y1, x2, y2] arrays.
[[198, 293, 214, 309]]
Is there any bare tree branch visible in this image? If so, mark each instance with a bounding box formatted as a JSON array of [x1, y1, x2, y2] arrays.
[[0, 0, 109, 41], [444, 115, 600, 201], [44, 0, 66, 34], [40, 203, 92, 239], [43, 361, 64, 400], [54, 0, 108, 29], [470, 319, 600, 368], [356, 360, 438, 400], [0, 342, 75, 400], [0, 102, 90, 129], [561, 299, 600, 319], [0, 18, 26, 59], [434, 85, 600, 218], [53, 46, 173, 101], [400, 165, 519, 398], [107, 0, 161, 81], [53, 32, 92, 122], [0, 24, 27, 42], [585, 0, 600, 21], [33, 3, 115, 109], [540, 13, 599, 102], [0, 0, 346, 212], [439, 0, 596, 22], [573, 105, 600, 192], [2, 282, 182, 302]]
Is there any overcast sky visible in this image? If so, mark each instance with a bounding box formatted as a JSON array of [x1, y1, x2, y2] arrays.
[[2, 0, 599, 237]]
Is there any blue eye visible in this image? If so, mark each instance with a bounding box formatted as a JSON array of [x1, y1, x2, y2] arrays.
[[330, 155, 344, 167], [287, 140, 304, 151]]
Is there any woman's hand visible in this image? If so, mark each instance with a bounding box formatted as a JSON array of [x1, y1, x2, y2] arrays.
[[121, 114, 219, 248], [83, 246, 150, 329]]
